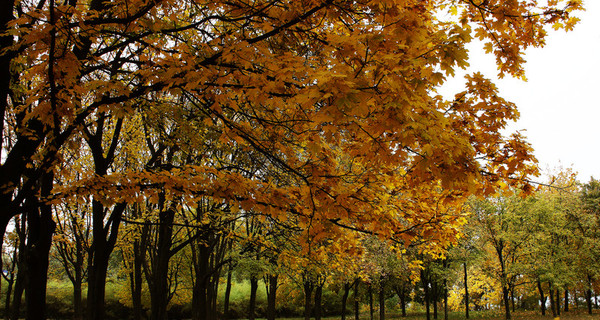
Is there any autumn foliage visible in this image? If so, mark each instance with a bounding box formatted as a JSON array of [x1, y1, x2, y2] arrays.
[[0, 0, 584, 319]]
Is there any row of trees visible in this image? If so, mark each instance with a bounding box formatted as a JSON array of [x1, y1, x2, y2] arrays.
[[0, 0, 583, 320], [4, 169, 599, 320]]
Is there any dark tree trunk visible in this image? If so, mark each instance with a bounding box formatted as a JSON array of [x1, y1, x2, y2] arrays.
[[266, 274, 278, 320], [548, 283, 557, 318], [24, 172, 56, 320], [315, 283, 323, 320], [354, 280, 360, 320], [586, 286, 593, 315], [564, 288, 569, 312], [223, 262, 233, 319], [303, 279, 314, 320], [444, 277, 448, 320], [149, 207, 175, 320], [463, 263, 469, 319], [8, 216, 25, 320], [378, 279, 385, 320], [191, 230, 212, 320], [537, 278, 546, 316], [87, 202, 126, 320], [502, 285, 511, 320], [73, 267, 83, 320], [368, 283, 374, 320], [131, 225, 148, 320], [510, 286, 515, 313], [399, 287, 406, 317], [422, 269, 430, 320], [433, 284, 438, 320], [556, 289, 560, 316], [248, 275, 259, 320], [341, 282, 351, 320], [10, 267, 24, 320]]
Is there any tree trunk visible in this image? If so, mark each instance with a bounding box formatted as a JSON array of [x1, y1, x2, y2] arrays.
[[191, 230, 212, 320], [150, 207, 175, 320], [399, 287, 406, 317], [463, 263, 469, 319], [131, 228, 147, 320], [564, 288, 569, 312], [368, 283, 374, 320], [73, 269, 83, 320], [537, 278, 546, 316], [341, 282, 351, 320], [444, 277, 448, 320], [303, 279, 314, 320], [433, 286, 438, 320], [502, 285, 511, 320], [8, 216, 25, 320], [315, 284, 323, 320], [223, 263, 233, 319], [422, 269, 430, 320], [548, 283, 557, 318], [378, 279, 385, 320], [87, 202, 125, 320], [556, 289, 560, 317], [586, 287, 593, 315], [510, 286, 515, 313], [9, 269, 24, 320], [24, 173, 56, 320], [266, 274, 278, 320], [354, 280, 360, 320], [248, 275, 259, 320]]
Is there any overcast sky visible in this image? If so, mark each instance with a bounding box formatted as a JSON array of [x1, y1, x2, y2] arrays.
[[441, 1, 600, 183]]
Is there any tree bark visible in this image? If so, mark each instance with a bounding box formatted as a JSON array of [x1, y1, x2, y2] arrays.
[[8, 216, 25, 320], [314, 283, 323, 320], [502, 285, 511, 320], [556, 289, 560, 317], [463, 263, 469, 319], [368, 283, 374, 320], [248, 275, 259, 320], [564, 288, 569, 312], [444, 277, 448, 320], [131, 223, 148, 320], [149, 206, 175, 320], [303, 279, 314, 320], [548, 282, 557, 318], [422, 269, 430, 320], [223, 264, 233, 319], [510, 285, 515, 313], [87, 202, 125, 320], [354, 280, 360, 320], [586, 286, 593, 315], [341, 282, 351, 320], [378, 279, 385, 320], [266, 274, 278, 320], [24, 172, 56, 320], [537, 278, 546, 316]]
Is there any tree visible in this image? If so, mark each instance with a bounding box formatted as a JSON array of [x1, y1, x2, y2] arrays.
[[521, 169, 580, 317], [575, 178, 600, 314], [468, 194, 533, 320]]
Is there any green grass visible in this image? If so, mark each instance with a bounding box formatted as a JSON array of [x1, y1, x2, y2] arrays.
[[247, 309, 598, 320]]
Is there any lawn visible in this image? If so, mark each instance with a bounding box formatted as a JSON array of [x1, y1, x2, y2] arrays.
[[293, 310, 599, 320]]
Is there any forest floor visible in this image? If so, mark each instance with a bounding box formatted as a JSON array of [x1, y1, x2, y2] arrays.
[[290, 310, 599, 320]]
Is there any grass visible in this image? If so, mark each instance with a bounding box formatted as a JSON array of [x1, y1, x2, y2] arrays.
[[251, 309, 598, 320]]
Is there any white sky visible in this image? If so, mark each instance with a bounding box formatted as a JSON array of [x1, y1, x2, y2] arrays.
[[440, 1, 600, 183]]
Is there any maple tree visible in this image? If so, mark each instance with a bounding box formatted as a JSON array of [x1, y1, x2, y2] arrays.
[[0, 0, 584, 319]]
